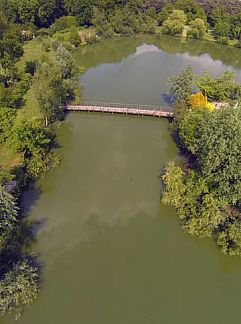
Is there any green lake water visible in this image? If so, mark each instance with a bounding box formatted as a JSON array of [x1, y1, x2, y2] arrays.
[[2, 35, 241, 324]]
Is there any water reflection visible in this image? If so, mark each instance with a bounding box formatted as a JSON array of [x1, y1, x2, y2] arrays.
[[79, 39, 241, 106]]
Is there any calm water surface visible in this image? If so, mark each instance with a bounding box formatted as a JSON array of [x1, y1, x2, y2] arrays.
[[3, 36, 241, 324], [76, 35, 241, 105]]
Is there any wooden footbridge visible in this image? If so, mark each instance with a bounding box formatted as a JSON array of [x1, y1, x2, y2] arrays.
[[64, 102, 173, 118]]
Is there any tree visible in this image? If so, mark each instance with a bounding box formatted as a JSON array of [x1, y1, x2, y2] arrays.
[[196, 71, 241, 100], [54, 45, 78, 79], [157, 4, 174, 25], [9, 120, 53, 157], [0, 186, 18, 248], [162, 10, 187, 36], [168, 65, 194, 102], [0, 108, 16, 143], [0, 260, 38, 320], [229, 13, 241, 40], [0, 18, 25, 106], [175, 0, 207, 22], [215, 21, 230, 37], [211, 9, 231, 37], [162, 161, 186, 208], [162, 163, 225, 238], [64, 0, 95, 26], [0, 23, 23, 71], [176, 102, 241, 205], [177, 107, 208, 154], [187, 18, 206, 39], [195, 105, 241, 204], [34, 62, 67, 125], [49, 16, 77, 35], [15, 0, 39, 25], [217, 219, 241, 256]]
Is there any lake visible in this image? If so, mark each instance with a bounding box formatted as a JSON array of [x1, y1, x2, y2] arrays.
[[3, 35, 241, 324]]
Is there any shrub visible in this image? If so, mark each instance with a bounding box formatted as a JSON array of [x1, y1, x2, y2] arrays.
[[217, 36, 229, 45], [187, 18, 206, 39], [53, 27, 80, 47], [188, 92, 208, 108], [50, 16, 77, 35], [0, 260, 39, 320], [0, 108, 16, 143], [161, 10, 187, 36]]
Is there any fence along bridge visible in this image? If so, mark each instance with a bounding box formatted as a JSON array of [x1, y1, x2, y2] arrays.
[[65, 102, 173, 118]]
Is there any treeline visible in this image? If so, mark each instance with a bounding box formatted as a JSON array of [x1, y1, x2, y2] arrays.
[[0, 12, 79, 319], [162, 67, 241, 256], [1, 0, 241, 43], [2, 0, 241, 27]]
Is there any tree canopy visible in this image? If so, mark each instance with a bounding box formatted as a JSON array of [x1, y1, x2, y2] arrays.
[[162, 67, 241, 256]]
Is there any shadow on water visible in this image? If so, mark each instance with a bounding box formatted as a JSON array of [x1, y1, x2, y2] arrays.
[[0, 215, 45, 279], [0, 182, 48, 283], [161, 93, 174, 106], [21, 183, 43, 216]]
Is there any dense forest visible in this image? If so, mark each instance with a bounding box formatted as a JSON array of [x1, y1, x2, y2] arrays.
[[0, 0, 241, 320], [1, 0, 241, 43]]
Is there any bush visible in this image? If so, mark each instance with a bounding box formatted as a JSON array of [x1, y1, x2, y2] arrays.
[[0, 260, 39, 320], [0, 108, 16, 143], [50, 16, 77, 35], [0, 74, 31, 108], [53, 27, 80, 47], [187, 18, 206, 40], [85, 33, 98, 44], [161, 10, 187, 36], [36, 28, 50, 37], [236, 39, 241, 48], [217, 36, 229, 45], [217, 219, 241, 256], [26, 152, 60, 180], [8, 120, 54, 158], [162, 163, 225, 238]]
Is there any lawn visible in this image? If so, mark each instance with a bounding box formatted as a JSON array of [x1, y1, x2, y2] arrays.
[[0, 39, 44, 169], [0, 142, 23, 169], [17, 38, 44, 121]]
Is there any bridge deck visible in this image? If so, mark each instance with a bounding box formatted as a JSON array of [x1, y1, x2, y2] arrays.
[[65, 104, 173, 118]]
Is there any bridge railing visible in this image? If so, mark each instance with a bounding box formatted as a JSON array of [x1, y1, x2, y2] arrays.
[[71, 101, 173, 112]]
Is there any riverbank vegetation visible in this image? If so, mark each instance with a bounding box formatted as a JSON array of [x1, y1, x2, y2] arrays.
[[0, 10, 80, 319], [162, 66, 241, 256]]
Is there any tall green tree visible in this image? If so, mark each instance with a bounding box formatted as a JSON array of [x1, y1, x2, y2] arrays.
[[34, 62, 67, 125], [168, 65, 194, 102], [161, 9, 187, 36], [157, 4, 174, 25], [196, 105, 241, 204], [64, 0, 96, 25], [175, 0, 206, 22], [187, 18, 206, 39], [162, 162, 225, 238]]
